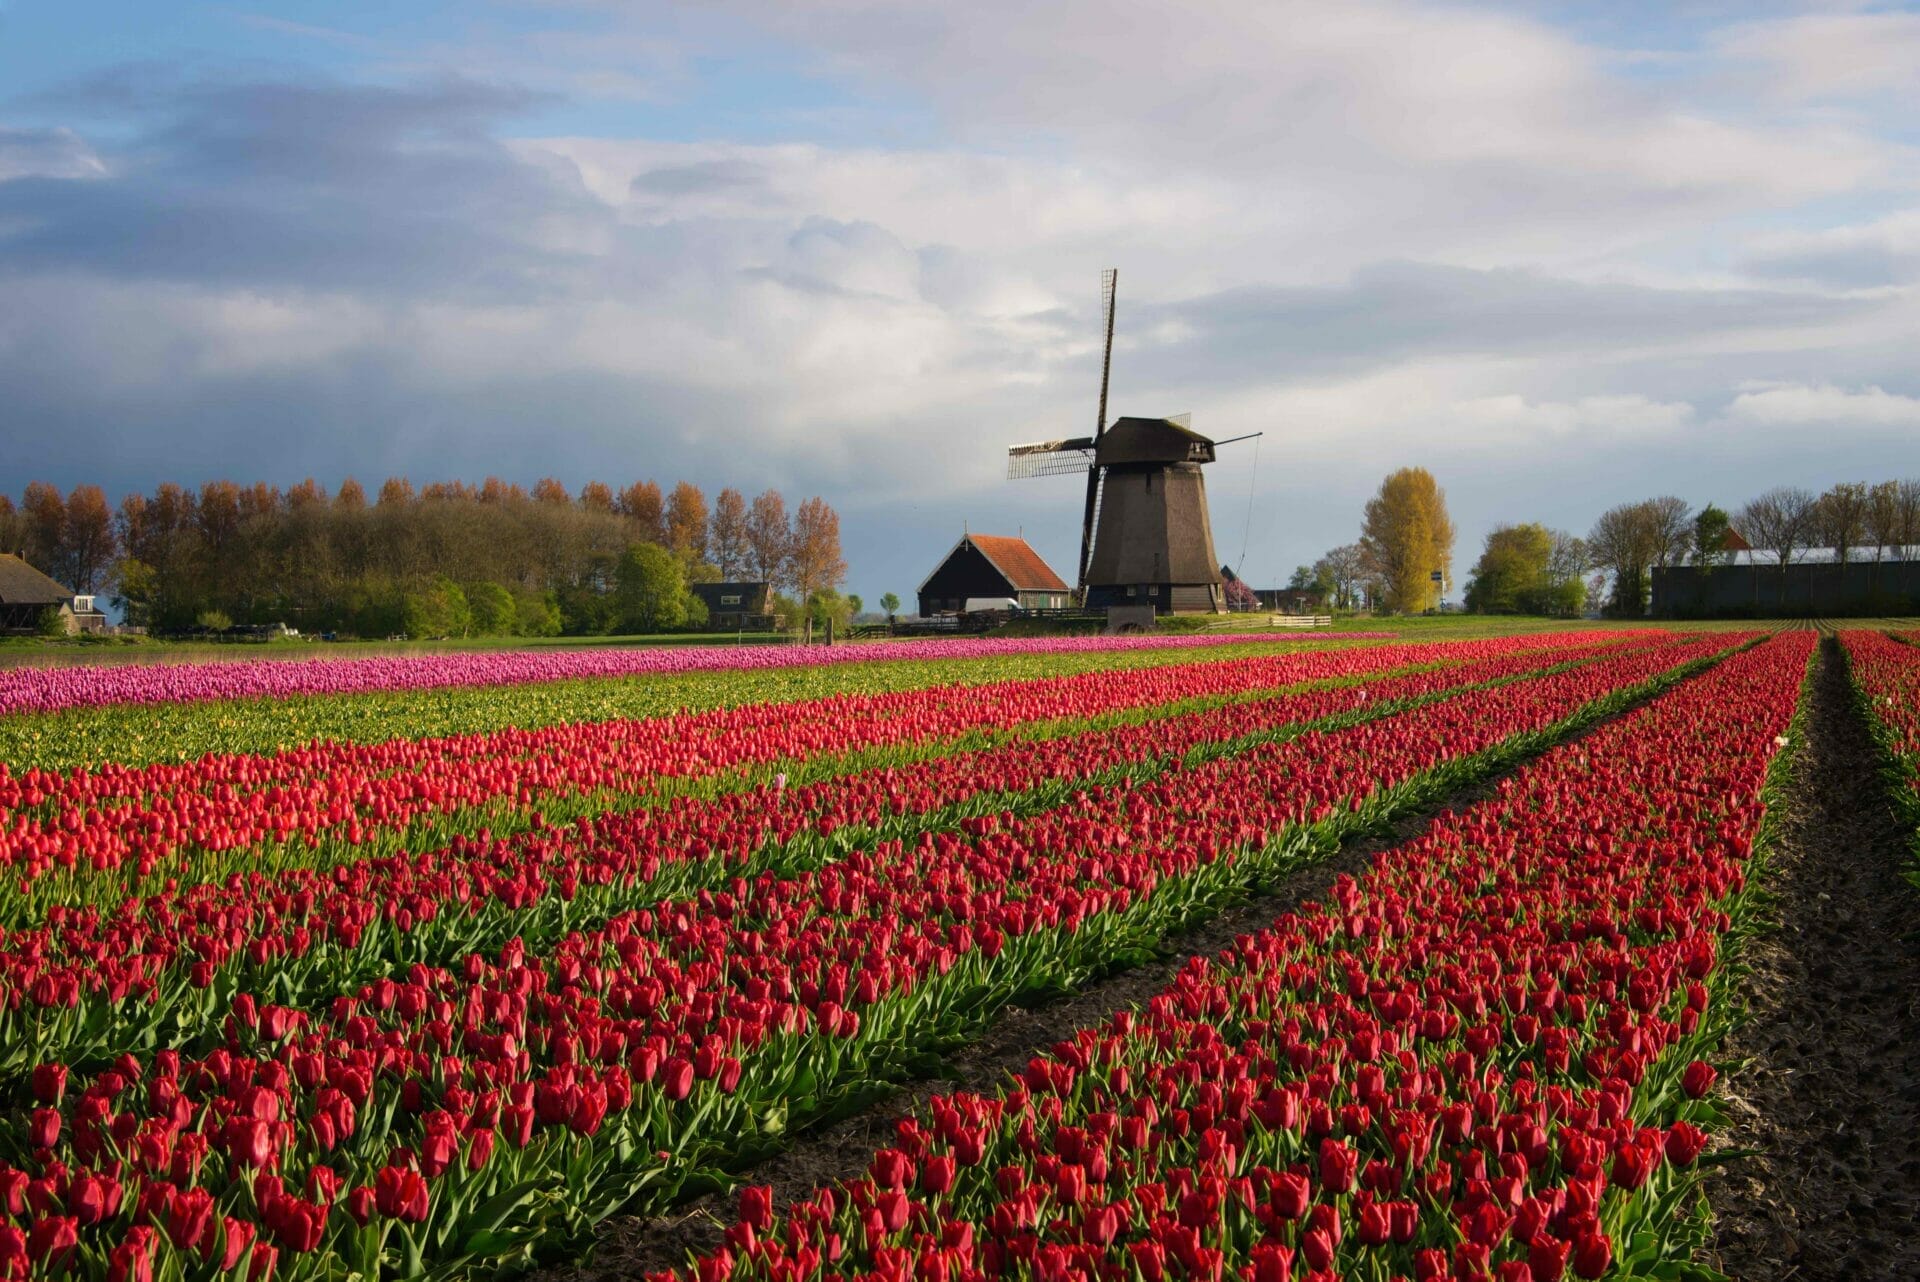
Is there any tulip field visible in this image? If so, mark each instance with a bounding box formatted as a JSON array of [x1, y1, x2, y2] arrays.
[[0, 626, 1906, 1282], [1837, 630, 1920, 887]]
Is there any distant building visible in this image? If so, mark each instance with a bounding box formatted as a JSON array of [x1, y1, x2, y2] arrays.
[[689, 581, 777, 630], [918, 534, 1071, 616], [68, 594, 109, 635], [0, 554, 79, 633]]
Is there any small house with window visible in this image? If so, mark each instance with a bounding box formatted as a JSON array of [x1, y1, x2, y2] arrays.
[[68, 594, 109, 634], [917, 534, 1071, 616], [690, 581, 776, 630]]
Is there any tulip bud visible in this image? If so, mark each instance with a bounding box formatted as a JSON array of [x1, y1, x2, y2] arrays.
[[1681, 1060, 1717, 1099], [739, 1185, 774, 1231], [1572, 1230, 1612, 1280], [30, 1065, 67, 1107]]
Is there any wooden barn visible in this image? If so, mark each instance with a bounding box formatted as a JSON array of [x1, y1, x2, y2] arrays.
[[917, 534, 1071, 616]]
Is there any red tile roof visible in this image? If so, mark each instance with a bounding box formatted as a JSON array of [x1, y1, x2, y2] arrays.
[[968, 534, 1070, 592]]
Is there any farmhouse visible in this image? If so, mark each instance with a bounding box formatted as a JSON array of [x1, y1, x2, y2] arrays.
[[0, 553, 79, 633], [917, 534, 1071, 615], [689, 581, 777, 630]]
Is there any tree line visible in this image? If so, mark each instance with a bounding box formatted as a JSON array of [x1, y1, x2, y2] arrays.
[[1579, 480, 1920, 615], [0, 478, 848, 637], [1452, 479, 1920, 618]]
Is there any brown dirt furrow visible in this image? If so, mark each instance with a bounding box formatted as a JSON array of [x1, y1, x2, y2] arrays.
[[1706, 636, 1920, 1282]]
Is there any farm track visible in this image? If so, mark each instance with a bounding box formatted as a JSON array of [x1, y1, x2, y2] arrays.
[[559, 647, 1728, 1282], [1706, 636, 1920, 1282]]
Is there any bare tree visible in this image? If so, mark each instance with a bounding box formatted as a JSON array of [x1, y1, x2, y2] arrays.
[[1317, 543, 1368, 610], [1899, 480, 1920, 561], [666, 482, 710, 564], [63, 485, 119, 595], [1548, 531, 1588, 584], [19, 482, 66, 580], [788, 497, 847, 603], [709, 487, 750, 579], [1646, 496, 1693, 567], [745, 490, 792, 590], [1587, 502, 1665, 616], [615, 481, 666, 545], [1737, 487, 1816, 605], [1867, 481, 1902, 562], [1811, 482, 1869, 563]]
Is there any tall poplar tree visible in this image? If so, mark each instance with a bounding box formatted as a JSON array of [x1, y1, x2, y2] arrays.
[[1359, 467, 1455, 612]]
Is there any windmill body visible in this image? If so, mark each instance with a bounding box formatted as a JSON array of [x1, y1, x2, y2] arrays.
[[1082, 417, 1224, 612], [1006, 270, 1235, 616]]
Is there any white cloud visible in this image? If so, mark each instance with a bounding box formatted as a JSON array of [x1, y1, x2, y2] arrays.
[[1722, 381, 1920, 428], [1714, 9, 1920, 103], [1743, 210, 1920, 286], [1447, 393, 1696, 438], [0, 126, 106, 181]]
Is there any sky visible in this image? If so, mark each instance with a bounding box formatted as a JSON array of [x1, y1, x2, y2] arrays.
[[2, 0, 1917, 605]]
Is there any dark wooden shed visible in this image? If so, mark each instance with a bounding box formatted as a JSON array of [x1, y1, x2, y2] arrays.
[[917, 534, 1070, 616]]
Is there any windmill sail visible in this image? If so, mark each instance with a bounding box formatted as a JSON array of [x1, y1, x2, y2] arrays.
[[1007, 437, 1095, 479], [1080, 269, 1118, 592]]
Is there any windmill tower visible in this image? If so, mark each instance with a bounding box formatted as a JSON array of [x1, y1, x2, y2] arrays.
[[1007, 270, 1254, 614]]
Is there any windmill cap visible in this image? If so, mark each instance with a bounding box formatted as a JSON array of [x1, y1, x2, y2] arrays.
[[1097, 416, 1215, 466]]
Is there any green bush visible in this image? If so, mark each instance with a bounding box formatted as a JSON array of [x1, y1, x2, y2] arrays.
[[402, 577, 471, 640], [614, 543, 687, 633], [466, 581, 516, 636], [515, 591, 563, 638]]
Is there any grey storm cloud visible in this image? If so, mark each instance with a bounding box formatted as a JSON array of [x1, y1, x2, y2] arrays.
[[1124, 262, 1884, 386], [629, 157, 772, 198], [0, 74, 602, 300]]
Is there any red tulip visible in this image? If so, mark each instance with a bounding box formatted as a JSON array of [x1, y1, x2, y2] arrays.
[[1572, 1231, 1613, 1280], [1682, 1060, 1717, 1099], [374, 1166, 430, 1223], [167, 1186, 216, 1253], [1318, 1138, 1358, 1194], [30, 1065, 67, 1106], [739, 1185, 774, 1231], [106, 1227, 156, 1282], [28, 1216, 78, 1274]]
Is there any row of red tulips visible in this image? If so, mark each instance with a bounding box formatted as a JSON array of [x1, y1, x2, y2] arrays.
[[0, 634, 1742, 1280], [672, 632, 1812, 1282], [0, 637, 1634, 897], [0, 632, 1661, 1076], [1836, 630, 1920, 888]]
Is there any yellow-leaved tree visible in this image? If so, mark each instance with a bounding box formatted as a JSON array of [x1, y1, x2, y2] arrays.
[[1360, 467, 1455, 613]]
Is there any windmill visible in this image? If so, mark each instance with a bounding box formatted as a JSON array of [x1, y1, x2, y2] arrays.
[[1007, 270, 1260, 614]]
